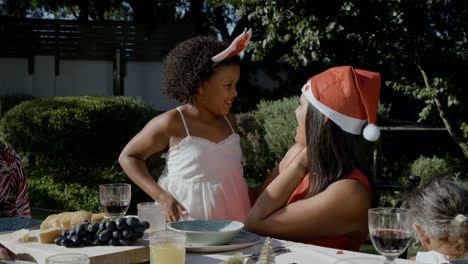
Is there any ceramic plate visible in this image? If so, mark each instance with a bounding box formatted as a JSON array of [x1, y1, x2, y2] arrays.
[[167, 220, 244, 246], [0, 218, 42, 234], [186, 231, 261, 253]]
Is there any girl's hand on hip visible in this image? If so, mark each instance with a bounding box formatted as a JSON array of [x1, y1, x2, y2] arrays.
[[158, 192, 188, 222]]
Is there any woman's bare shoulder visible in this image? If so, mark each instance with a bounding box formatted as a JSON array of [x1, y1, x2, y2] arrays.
[[321, 178, 372, 206]]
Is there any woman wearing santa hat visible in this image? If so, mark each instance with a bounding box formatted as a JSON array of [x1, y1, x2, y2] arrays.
[[244, 66, 380, 252]]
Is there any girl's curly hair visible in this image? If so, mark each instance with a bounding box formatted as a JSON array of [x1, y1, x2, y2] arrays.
[[404, 177, 468, 260], [161, 36, 240, 103]]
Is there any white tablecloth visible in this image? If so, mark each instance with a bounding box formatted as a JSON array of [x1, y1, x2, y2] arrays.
[[187, 237, 416, 264]]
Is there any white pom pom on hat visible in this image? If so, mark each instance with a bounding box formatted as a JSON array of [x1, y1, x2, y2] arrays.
[[363, 124, 380, 141], [301, 66, 381, 141]]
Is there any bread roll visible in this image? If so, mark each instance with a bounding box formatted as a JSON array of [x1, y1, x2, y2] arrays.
[[42, 210, 99, 232], [71, 211, 92, 227], [10, 229, 29, 243], [40, 214, 57, 230], [91, 213, 105, 223], [59, 212, 76, 230], [51, 212, 68, 229], [38, 228, 63, 244], [61, 211, 89, 229]]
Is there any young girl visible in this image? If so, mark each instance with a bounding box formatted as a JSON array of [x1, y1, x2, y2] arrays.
[[405, 178, 468, 263], [119, 30, 252, 222], [245, 66, 380, 251]]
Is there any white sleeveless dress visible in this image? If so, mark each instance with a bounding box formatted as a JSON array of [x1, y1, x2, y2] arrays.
[[157, 108, 251, 222]]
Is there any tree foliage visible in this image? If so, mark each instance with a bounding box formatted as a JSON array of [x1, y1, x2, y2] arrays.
[[0, 0, 247, 37], [219, 0, 468, 158]]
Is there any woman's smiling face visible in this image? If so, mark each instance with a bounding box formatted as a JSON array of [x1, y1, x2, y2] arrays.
[[198, 64, 240, 116]]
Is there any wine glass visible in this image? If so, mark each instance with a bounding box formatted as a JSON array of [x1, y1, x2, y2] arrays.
[[368, 207, 413, 263], [99, 183, 131, 217]]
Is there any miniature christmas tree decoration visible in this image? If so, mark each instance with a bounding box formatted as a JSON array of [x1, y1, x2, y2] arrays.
[[257, 237, 276, 264]]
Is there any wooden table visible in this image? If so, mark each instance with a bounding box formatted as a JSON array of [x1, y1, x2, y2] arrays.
[[1, 231, 420, 264], [0, 231, 149, 264]]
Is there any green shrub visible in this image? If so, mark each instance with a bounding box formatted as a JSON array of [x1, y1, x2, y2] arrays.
[[409, 155, 462, 184], [28, 176, 101, 212], [237, 96, 299, 186], [256, 96, 298, 161], [0, 94, 35, 119], [377, 102, 392, 124], [26, 164, 153, 213], [0, 96, 157, 182], [236, 112, 272, 186], [26, 163, 130, 211]]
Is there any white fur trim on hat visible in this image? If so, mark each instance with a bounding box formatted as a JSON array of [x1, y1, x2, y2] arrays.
[[301, 81, 366, 135]]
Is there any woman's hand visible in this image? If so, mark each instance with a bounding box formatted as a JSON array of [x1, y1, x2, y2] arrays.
[[296, 146, 308, 169], [279, 144, 306, 173], [157, 192, 188, 222]]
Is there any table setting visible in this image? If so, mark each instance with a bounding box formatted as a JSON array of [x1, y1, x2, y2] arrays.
[[0, 183, 420, 263]]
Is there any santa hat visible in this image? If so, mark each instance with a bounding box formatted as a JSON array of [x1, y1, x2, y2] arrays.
[[301, 66, 381, 141]]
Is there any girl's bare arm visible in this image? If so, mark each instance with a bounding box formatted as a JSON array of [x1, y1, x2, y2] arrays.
[[119, 110, 187, 221]]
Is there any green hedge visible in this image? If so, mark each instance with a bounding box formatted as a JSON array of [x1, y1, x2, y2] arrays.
[[26, 163, 152, 212], [0, 96, 156, 211], [408, 155, 466, 184], [0, 96, 157, 182], [256, 96, 298, 161], [237, 96, 299, 185], [28, 177, 101, 212]]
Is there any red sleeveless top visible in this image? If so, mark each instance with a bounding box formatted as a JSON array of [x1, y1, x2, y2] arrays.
[[285, 150, 372, 251]]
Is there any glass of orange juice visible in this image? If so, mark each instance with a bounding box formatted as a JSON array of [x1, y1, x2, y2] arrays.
[[150, 230, 186, 264]]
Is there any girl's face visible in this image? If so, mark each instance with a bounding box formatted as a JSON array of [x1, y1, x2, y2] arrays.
[[198, 64, 240, 116], [295, 94, 308, 146]]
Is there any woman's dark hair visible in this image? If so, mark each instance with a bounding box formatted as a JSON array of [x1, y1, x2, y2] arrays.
[[161, 36, 240, 103], [305, 103, 375, 200]]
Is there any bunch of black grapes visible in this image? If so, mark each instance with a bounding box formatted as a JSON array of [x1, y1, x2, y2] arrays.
[[54, 217, 150, 247]]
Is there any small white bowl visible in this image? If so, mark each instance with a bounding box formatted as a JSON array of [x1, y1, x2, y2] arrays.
[[167, 220, 244, 246]]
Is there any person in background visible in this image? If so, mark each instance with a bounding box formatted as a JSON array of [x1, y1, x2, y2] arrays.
[[245, 66, 380, 251], [119, 30, 253, 222], [0, 140, 30, 219], [405, 178, 468, 263]]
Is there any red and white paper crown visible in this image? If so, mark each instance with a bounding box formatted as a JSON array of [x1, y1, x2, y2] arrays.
[[211, 28, 252, 63], [301, 66, 381, 141]]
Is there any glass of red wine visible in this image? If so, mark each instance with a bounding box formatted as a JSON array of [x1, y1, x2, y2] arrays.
[[99, 183, 131, 217], [368, 208, 412, 263]]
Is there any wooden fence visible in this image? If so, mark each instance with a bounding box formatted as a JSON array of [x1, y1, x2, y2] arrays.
[[0, 16, 194, 61]]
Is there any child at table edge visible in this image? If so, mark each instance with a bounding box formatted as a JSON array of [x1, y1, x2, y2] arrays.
[[405, 178, 468, 263], [119, 30, 253, 222]]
